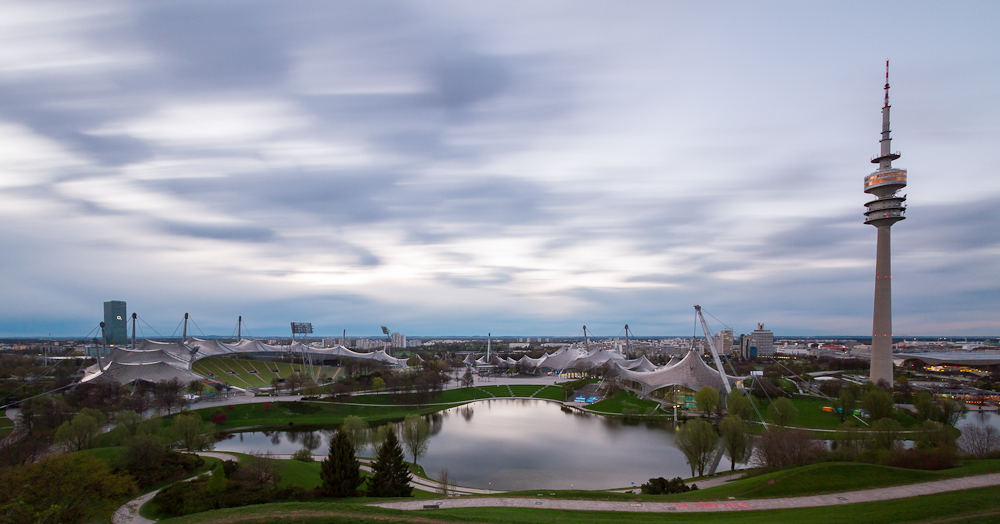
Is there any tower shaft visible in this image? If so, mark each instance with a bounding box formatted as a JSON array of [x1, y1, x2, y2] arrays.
[[870, 226, 894, 385]]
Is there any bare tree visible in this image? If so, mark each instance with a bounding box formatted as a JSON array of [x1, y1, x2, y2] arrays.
[[752, 428, 824, 470], [437, 468, 451, 497], [237, 451, 282, 489], [958, 424, 1000, 459]]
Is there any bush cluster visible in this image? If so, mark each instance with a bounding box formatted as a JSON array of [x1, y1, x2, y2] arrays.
[[640, 476, 697, 495]]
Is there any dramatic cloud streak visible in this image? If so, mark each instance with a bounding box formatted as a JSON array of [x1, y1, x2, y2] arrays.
[[1, 1, 998, 337]]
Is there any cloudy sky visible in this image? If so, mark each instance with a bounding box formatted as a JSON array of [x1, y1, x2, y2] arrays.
[[1, 1, 998, 338]]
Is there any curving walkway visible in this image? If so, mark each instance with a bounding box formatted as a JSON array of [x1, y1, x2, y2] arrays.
[[372, 473, 1000, 513]]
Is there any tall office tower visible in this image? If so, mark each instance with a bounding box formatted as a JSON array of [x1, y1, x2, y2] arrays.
[[103, 301, 127, 346], [864, 62, 907, 387], [713, 328, 734, 355], [750, 324, 774, 357]]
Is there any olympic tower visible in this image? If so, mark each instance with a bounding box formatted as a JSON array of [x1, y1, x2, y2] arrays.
[[864, 61, 907, 387]]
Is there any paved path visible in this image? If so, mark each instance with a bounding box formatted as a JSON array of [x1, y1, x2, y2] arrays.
[[373, 473, 1000, 513], [111, 452, 239, 524]]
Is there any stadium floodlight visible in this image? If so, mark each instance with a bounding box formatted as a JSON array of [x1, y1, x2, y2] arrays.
[[381, 326, 390, 335], [291, 322, 313, 334]]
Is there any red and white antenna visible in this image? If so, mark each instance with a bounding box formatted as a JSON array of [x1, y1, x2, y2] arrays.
[[884, 59, 890, 108]]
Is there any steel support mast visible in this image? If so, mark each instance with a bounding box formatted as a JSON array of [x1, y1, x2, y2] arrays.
[[694, 305, 731, 394]]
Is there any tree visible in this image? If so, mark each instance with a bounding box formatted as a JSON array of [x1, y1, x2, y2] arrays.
[[834, 422, 865, 459], [320, 431, 363, 497], [913, 390, 940, 422], [236, 451, 282, 489], [726, 392, 755, 421], [694, 387, 719, 418], [121, 433, 167, 474], [187, 380, 206, 397], [958, 424, 1000, 459], [836, 388, 856, 423], [868, 418, 904, 451], [767, 397, 797, 427], [172, 412, 215, 451], [461, 368, 475, 388], [719, 415, 750, 472], [401, 414, 430, 465], [437, 468, 451, 497], [0, 453, 135, 524], [54, 410, 103, 451], [372, 377, 387, 392], [861, 388, 894, 421], [207, 462, 227, 495], [939, 398, 968, 427], [368, 431, 412, 497], [341, 415, 369, 456], [675, 419, 718, 477], [153, 378, 185, 414], [753, 428, 823, 470]]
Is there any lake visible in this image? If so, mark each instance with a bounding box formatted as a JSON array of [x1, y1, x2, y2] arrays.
[[214, 399, 696, 490]]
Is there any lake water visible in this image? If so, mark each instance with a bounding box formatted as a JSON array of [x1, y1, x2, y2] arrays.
[[213, 399, 695, 490]]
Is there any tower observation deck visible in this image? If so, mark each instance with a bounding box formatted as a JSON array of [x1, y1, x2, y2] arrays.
[[866, 61, 906, 387]]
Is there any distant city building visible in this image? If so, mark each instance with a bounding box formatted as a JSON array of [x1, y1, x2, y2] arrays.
[[739, 334, 752, 359], [751, 324, 774, 357], [509, 342, 530, 349], [103, 301, 127, 346], [391, 332, 406, 349], [713, 328, 734, 355]]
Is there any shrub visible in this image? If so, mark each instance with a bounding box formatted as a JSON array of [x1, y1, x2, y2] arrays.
[[261, 402, 274, 410], [640, 476, 695, 495], [883, 447, 958, 470], [291, 448, 315, 462]]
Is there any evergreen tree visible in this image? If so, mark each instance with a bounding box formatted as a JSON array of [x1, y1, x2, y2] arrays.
[[368, 430, 412, 497], [320, 431, 362, 497]]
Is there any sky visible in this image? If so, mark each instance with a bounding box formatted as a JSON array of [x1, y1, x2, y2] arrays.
[[1, 1, 998, 339]]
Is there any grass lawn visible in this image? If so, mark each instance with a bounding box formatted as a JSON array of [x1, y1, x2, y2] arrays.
[[533, 385, 567, 401], [587, 390, 661, 416], [339, 388, 491, 405], [508, 384, 545, 397], [478, 385, 512, 397], [154, 484, 1000, 524], [0, 411, 14, 437], [198, 401, 462, 430], [772, 396, 920, 431]]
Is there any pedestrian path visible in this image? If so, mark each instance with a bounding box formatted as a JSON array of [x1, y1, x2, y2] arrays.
[[373, 473, 1000, 513]]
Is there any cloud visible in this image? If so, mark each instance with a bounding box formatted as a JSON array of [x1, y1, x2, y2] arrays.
[[0, 1, 998, 336]]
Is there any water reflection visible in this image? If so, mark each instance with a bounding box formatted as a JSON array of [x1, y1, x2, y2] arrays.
[[214, 399, 690, 490]]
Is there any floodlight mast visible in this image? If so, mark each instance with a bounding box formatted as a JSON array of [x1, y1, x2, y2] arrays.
[[694, 305, 732, 394]]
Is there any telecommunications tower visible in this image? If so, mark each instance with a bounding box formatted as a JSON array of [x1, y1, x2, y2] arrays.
[[864, 61, 907, 386]]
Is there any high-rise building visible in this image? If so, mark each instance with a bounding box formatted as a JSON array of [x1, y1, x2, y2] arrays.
[[750, 324, 774, 357], [713, 328, 734, 355], [391, 332, 406, 349], [103, 301, 127, 346], [864, 62, 907, 387]]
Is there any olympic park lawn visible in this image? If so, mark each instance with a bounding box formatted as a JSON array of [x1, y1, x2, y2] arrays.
[[154, 460, 1000, 524]]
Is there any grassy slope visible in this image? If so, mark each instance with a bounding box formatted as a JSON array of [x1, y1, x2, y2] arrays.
[[533, 385, 567, 401], [155, 484, 1000, 524], [587, 391, 661, 415], [202, 402, 460, 430], [0, 410, 14, 437], [508, 384, 545, 397], [479, 385, 512, 397]]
